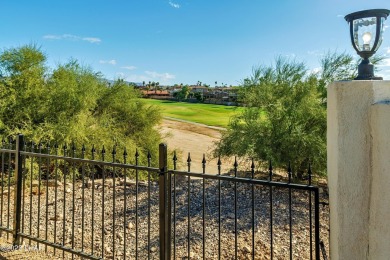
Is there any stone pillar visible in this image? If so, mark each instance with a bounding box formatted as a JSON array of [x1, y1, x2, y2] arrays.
[[369, 101, 390, 260], [327, 81, 390, 260]]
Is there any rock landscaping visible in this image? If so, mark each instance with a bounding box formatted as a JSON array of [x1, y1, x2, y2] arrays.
[[0, 174, 329, 259]]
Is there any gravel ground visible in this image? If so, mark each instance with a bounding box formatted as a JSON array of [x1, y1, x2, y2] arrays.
[[0, 173, 329, 260]]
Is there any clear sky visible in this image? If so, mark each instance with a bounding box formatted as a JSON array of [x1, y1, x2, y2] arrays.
[[1, 0, 390, 85]]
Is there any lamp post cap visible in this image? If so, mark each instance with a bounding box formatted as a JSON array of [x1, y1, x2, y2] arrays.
[[345, 9, 390, 22]]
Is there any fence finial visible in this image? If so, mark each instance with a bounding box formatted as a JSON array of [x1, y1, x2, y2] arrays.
[[202, 154, 206, 173], [202, 154, 206, 165], [101, 145, 106, 161], [172, 151, 177, 170], [8, 136, 13, 145], [112, 145, 116, 162], [46, 142, 50, 153], [81, 144, 85, 159], [234, 156, 238, 177], [234, 156, 238, 168], [135, 148, 139, 165], [251, 158, 255, 178], [63, 143, 67, 156], [308, 163, 312, 185], [288, 161, 292, 183], [147, 151, 152, 166], [187, 152, 191, 171]]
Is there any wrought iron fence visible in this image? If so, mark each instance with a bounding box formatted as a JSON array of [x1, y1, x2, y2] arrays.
[[0, 134, 325, 259]]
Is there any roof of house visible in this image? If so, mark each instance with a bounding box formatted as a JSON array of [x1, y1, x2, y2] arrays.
[[189, 85, 208, 89], [141, 90, 169, 95]]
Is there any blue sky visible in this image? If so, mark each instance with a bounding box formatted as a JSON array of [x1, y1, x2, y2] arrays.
[[1, 0, 390, 85]]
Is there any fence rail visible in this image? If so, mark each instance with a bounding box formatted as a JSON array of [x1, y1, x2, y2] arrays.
[[0, 134, 324, 259]]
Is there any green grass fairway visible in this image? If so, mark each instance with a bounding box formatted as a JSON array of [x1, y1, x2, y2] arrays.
[[141, 99, 243, 128]]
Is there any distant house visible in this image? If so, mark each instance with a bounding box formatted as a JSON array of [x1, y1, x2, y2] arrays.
[[187, 85, 207, 100], [141, 90, 170, 99], [189, 85, 209, 94], [203, 87, 238, 105]]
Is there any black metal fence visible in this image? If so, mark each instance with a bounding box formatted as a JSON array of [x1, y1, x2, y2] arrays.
[[0, 134, 325, 259]]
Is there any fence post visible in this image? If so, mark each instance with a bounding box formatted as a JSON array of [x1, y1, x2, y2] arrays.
[[13, 134, 24, 246], [159, 143, 171, 260]]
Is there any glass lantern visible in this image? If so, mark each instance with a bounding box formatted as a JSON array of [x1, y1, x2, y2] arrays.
[[345, 9, 390, 80]]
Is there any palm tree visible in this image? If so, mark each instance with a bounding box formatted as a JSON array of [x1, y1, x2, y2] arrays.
[[147, 81, 151, 91]]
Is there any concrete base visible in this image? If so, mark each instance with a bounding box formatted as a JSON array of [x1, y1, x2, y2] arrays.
[[327, 81, 390, 260]]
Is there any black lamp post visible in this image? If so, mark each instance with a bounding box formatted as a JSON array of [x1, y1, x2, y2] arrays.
[[345, 9, 390, 80]]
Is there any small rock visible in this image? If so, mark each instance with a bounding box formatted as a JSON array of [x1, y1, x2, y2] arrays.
[[31, 180, 40, 187], [49, 214, 62, 221], [150, 246, 157, 252], [85, 178, 92, 188], [139, 181, 148, 187], [65, 188, 71, 193], [1, 188, 13, 195], [45, 179, 63, 187], [227, 213, 235, 219], [116, 233, 123, 240], [69, 206, 77, 211], [242, 245, 251, 253], [94, 179, 103, 185], [31, 188, 44, 195], [120, 180, 136, 186], [104, 179, 113, 187], [127, 222, 134, 229], [104, 245, 112, 254]]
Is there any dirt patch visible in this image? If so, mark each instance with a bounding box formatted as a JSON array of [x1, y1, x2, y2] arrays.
[[159, 119, 232, 173]]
